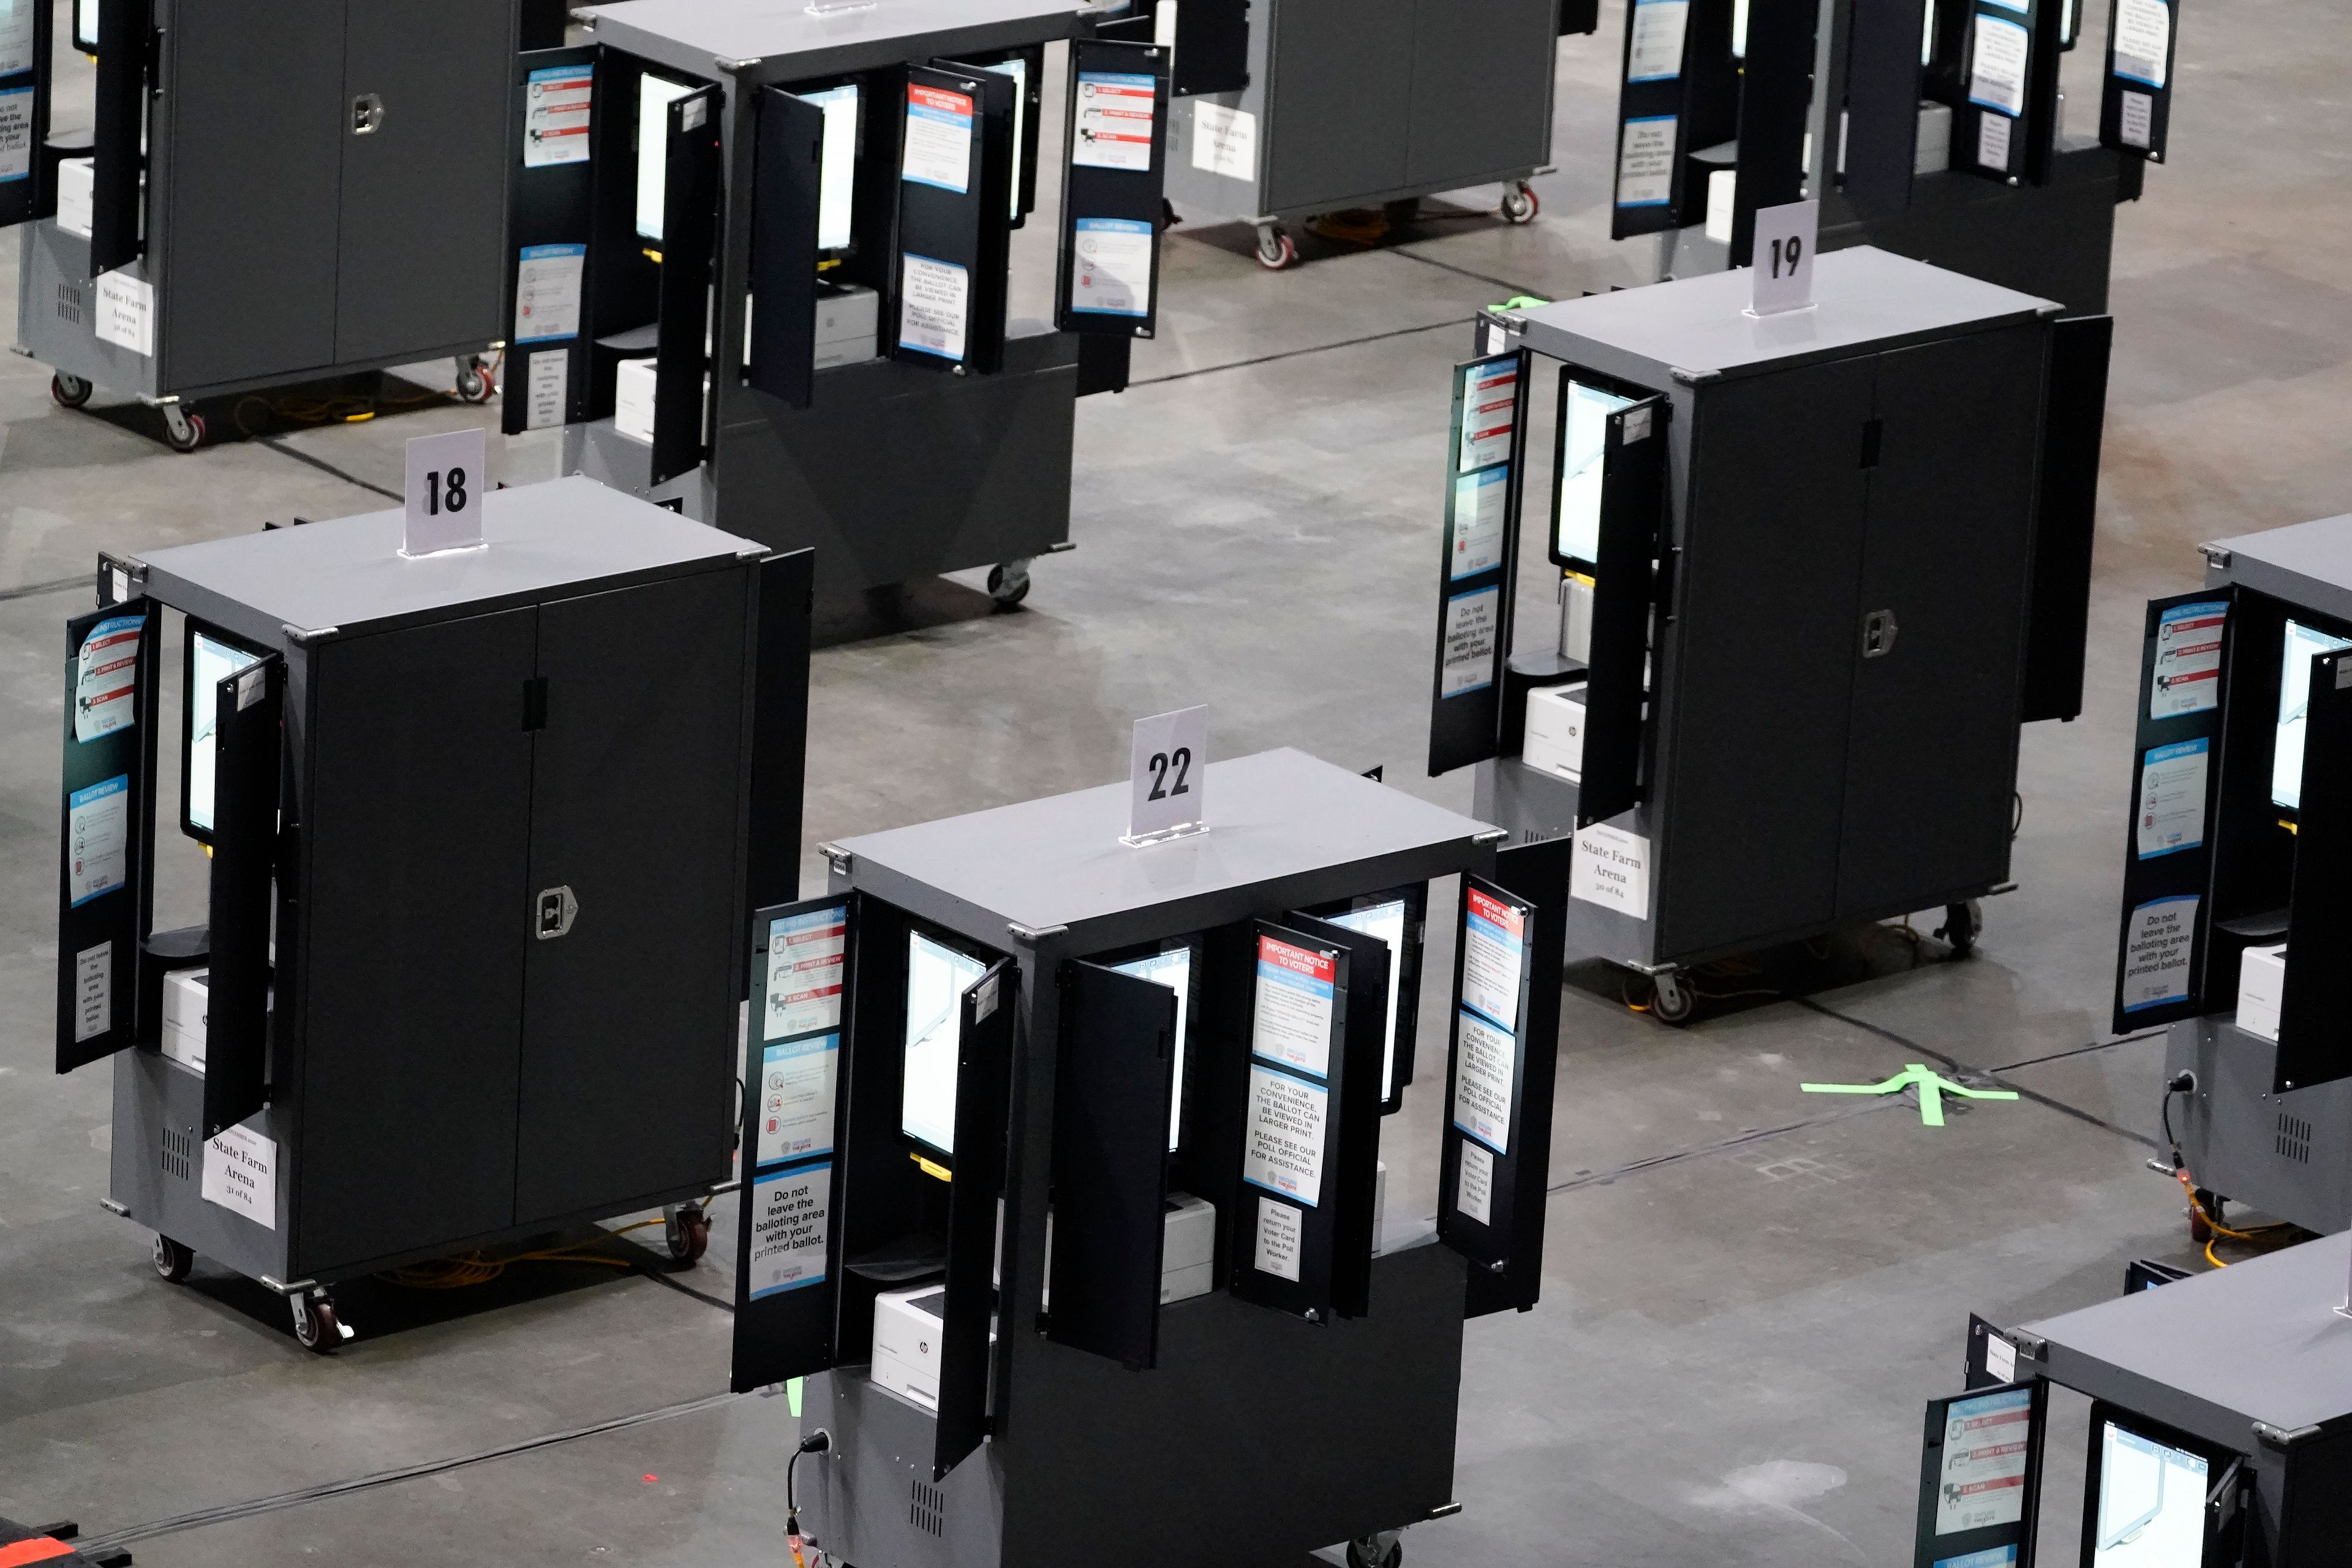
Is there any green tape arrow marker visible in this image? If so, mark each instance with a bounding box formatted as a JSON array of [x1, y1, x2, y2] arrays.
[[1800, 1063, 2018, 1128]]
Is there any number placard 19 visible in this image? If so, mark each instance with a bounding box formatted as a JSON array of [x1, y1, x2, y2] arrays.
[[1747, 198, 1819, 318], [1126, 704, 1209, 845], [403, 426, 489, 557]]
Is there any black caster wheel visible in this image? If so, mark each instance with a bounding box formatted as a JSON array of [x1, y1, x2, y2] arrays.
[[455, 357, 496, 404], [51, 371, 92, 409], [986, 559, 1033, 608], [1347, 1535, 1403, 1568], [1501, 181, 1540, 224], [665, 1206, 711, 1265], [162, 406, 206, 453], [1936, 899, 1983, 957], [1649, 974, 1697, 1027], [153, 1234, 195, 1283], [291, 1290, 350, 1353], [1254, 225, 1297, 270]]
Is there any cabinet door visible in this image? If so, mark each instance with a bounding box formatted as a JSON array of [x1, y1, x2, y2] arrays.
[[514, 567, 752, 1224], [1836, 325, 2046, 917], [1404, 0, 1554, 189], [1655, 359, 1874, 957], [1263, 0, 1413, 211], [158, 0, 344, 386], [334, 0, 514, 363], [300, 608, 538, 1273]]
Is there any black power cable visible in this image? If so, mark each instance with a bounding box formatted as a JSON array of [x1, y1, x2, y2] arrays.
[[786, 1430, 831, 1567]]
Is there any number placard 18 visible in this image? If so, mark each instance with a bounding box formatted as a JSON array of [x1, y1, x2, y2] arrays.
[[403, 426, 489, 557], [1747, 198, 1819, 318], [1126, 704, 1209, 845]]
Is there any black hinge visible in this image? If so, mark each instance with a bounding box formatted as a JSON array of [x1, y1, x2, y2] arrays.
[[522, 676, 549, 731], [1859, 418, 1883, 469]]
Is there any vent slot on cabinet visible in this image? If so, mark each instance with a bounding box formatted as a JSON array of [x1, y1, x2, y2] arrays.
[[910, 1479, 946, 1537], [2277, 1112, 2313, 1166], [162, 1125, 196, 1182]]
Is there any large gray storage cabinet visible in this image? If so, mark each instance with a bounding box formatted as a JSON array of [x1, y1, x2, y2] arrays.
[[56, 478, 812, 1346], [1441, 249, 2106, 1014], [1158, 0, 1564, 267], [15, 0, 519, 448]]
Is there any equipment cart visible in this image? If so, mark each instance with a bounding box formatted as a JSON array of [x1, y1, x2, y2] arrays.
[[727, 748, 1570, 1566], [2106, 514, 2352, 1240], [1920, 1234, 2352, 1568], [1430, 248, 2110, 1022], [509, 0, 1175, 603], [10, 0, 532, 450], [55, 477, 812, 1348]]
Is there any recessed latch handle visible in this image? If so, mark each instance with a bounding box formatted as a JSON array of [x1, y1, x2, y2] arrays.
[[1862, 608, 1899, 658], [536, 886, 578, 940], [352, 93, 385, 135]]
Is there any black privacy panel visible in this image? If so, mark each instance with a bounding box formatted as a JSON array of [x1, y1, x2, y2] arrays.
[[730, 894, 857, 1393], [2276, 647, 2352, 1092], [2020, 315, 2113, 723], [936, 958, 1017, 1480], [0, 0, 53, 228], [56, 598, 158, 1071], [652, 84, 722, 486], [504, 45, 600, 437], [892, 66, 1014, 375], [1231, 922, 1350, 1322], [203, 654, 283, 1138], [1280, 911, 1390, 1320], [1054, 39, 1170, 341], [2098, 0, 2179, 161], [1049, 960, 1178, 1368], [1577, 395, 1668, 827], [1427, 352, 1529, 776], [748, 86, 824, 410], [2108, 589, 2231, 1035], [89, 0, 149, 272]]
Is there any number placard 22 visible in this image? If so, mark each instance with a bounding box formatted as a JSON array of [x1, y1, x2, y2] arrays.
[[1126, 704, 1209, 844], [403, 426, 489, 557]]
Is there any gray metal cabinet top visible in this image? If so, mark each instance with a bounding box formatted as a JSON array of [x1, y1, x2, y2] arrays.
[[2206, 514, 2352, 622], [1514, 246, 2059, 386], [140, 476, 765, 646], [834, 747, 1495, 945], [581, 0, 1082, 79]]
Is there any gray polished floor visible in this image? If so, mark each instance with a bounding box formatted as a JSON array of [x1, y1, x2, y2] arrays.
[[2, 1, 2348, 1564]]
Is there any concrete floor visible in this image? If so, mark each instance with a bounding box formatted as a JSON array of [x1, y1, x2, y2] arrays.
[[1, 1, 2348, 1564]]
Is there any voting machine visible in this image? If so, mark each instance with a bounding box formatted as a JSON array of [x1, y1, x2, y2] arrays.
[[56, 478, 811, 1349], [727, 748, 1566, 1566]]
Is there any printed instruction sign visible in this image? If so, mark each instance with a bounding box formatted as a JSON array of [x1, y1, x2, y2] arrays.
[[524, 63, 595, 167], [1254, 1195, 1303, 1281], [66, 775, 129, 907], [0, 85, 31, 185], [514, 244, 586, 344], [1190, 102, 1256, 180], [1252, 935, 1335, 1077], [1243, 1063, 1329, 1205], [898, 254, 970, 361], [903, 85, 974, 193], [2113, 0, 2171, 86], [1572, 821, 1653, 916], [73, 941, 110, 1044], [2119, 91, 2154, 148], [526, 350, 568, 431], [1457, 1137, 1495, 1226], [766, 905, 848, 1038], [1968, 17, 2030, 117], [1934, 1389, 2035, 1534], [1072, 72, 1156, 172], [1978, 111, 2014, 171], [1439, 586, 1501, 698], [74, 614, 143, 743], [1461, 887, 1526, 1031], [2136, 739, 2208, 859], [1449, 467, 1509, 579], [1627, 0, 1691, 81], [0, 0, 34, 76], [747, 1160, 832, 1299], [1458, 359, 1518, 472], [1452, 1009, 1517, 1154], [95, 271, 154, 356], [1069, 217, 1153, 317], [2120, 895, 2196, 1012], [2150, 600, 2226, 718], [202, 1122, 277, 1229], [1616, 116, 1678, 207], [756, 1033, 839, 1167]]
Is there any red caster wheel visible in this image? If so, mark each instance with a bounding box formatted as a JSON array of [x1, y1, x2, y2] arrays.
[[1254, 226, 1298, 270], [291, 1289, 352, 1353], [666, 1205, 711, 1265], [162, 405, 206, 453], [1501, 181, 1540, 224], [456, 358, 496, 404]]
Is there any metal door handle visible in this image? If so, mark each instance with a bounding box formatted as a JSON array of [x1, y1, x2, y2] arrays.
[[352, 94, 385, 135], [536, 886, 578, 940], [1862, 608, 1899, 658]]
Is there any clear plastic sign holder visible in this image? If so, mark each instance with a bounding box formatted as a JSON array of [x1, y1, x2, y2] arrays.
[[1124, 704, 1207, 846], [1744, 198, 1819, 318], [401, 428, 489, 559]]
